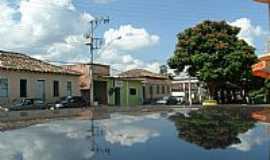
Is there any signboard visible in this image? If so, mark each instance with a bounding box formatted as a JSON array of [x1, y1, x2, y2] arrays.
[[115, 80, 124, 88]]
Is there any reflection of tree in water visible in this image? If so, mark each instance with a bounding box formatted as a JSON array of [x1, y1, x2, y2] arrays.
[[170, 107, 256, 150]]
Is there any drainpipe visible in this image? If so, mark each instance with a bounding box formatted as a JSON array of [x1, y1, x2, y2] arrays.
[[126, 81, 129, 106]]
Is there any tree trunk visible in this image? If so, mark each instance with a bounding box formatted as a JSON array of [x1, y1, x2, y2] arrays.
[[220, 89, 225, 104], [207, 81, 216, 100]]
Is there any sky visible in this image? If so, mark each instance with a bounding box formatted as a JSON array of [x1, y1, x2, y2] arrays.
[[0, 0, 269, 73]]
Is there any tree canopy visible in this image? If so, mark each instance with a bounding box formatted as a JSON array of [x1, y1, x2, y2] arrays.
[[168, 20, 258, 98]]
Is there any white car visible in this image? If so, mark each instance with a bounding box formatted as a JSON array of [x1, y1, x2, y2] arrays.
[[155, 96, 169, 105]]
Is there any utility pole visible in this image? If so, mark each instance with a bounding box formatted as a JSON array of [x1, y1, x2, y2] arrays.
[[85, 16, 110, 106]]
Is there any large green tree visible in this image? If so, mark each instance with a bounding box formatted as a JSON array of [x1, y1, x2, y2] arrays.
[[168, 21, 258, 99]]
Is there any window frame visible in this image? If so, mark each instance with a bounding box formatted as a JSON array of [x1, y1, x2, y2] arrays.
[[67, 81, 72, 96], [0, 79, 8, 97], [129, 88, 137, 96], [53, 80, 60, 97], [156, 85, 160, 94], [20, 79, 27, 98]]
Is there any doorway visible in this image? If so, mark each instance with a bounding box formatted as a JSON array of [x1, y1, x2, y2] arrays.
[[94, 81, 108, 105], [36, 80, 45, 100], [114, 87, 121, 106]]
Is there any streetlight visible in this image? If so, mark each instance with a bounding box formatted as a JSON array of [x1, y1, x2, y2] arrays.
[[96, 36, 122, 55]]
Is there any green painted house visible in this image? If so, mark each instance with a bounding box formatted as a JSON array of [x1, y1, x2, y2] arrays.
[[107, 77, 143, 106]]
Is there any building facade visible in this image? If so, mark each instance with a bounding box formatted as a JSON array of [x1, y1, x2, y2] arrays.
[[0, 51, 81, 107], [171, 76, 207, 104], [118, 69, 171, 104], [63, 63, 110, 105], [107, 78, 143, 106]]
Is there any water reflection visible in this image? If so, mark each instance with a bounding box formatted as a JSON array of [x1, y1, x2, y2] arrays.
[[230, 123, 270, 151], [2, 109, 270, 160], [169, 107, 256, 150], [0, 120, 96, 160], [0, 113, 164, 160], [98, 113, 161, 146]]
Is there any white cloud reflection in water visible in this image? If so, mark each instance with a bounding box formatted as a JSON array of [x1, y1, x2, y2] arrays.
[[98, 113, 162, 146], [230, 123, 270, 152], [0, 113, 165, 160], [0, 120, 95, 160]]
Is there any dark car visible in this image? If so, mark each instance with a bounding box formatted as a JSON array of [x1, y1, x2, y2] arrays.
[[7, 98, 48, 111], [54, 96, 87, 109]]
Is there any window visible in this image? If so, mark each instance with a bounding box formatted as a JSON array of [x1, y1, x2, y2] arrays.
[[53, 81, 59, 97], [129, 88, 137, 95], [167, 86, 170, 93], [20, 79, 27, 97], [149, 85, 153, 97], [162, 85, 165, 94], [67, 81, 72, 96], [156, 85, 160, 94], [0, 79, 8, 97]]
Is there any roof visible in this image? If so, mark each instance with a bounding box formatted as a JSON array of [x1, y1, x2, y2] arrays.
[[118, 69, 168, 80], [0, 50, 80, 76]]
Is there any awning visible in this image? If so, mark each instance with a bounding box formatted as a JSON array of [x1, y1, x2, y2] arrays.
[[255, 0, 270, 3], [252, 54, 270, 79]]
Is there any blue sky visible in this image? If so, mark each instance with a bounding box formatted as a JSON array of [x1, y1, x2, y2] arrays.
[[76, 0, 269, 62], [0, 0, 269, 72]]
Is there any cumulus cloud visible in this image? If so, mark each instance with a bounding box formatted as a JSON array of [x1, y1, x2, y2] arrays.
[[0, 0, 92, 59], [229, 18, 267, 47], [0, 0, 161, 73], [95, 25, 160, 74], [104, 25, 159, 51]]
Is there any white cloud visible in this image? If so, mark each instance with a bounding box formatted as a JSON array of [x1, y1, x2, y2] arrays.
[[96, 25, 160, 74], [229, 18, 267, 47], [0, 0, 161, 73], [104, 25, 159, 51], [0, 0, 92, 57]]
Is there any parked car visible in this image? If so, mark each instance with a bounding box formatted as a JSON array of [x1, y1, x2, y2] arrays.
[[54, 96, 87, 109], [5, 98, 48, 111], [202, 99, 218, 107], [155, 96, 178, 105], [0, 105, 8, 112]]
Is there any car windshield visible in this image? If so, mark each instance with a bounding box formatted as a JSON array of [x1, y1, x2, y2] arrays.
[[34, 99, 44, 104], [13, 99, 24, 105], [162, 97, 169, 100]]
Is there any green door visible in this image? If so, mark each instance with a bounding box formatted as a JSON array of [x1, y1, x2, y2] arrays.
[[115, 87, 121, 106]]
